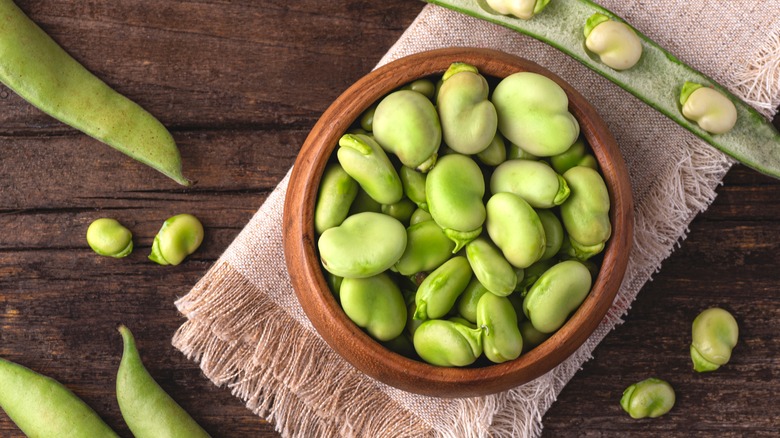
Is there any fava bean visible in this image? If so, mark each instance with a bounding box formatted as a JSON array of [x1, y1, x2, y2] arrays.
[[382, 334, 417, 358], [373, 90, 440, 172], [486, 192, 546, 268], [340, 273, 408, 341], [523, 260, 592, 333], [381, 198, 416, 224], [348, 187, 382, 215], [87, 218, 133, 258], [680, 82, 737, 135], [620, 378, 675, 419], [409, 208, 433, 225], [519, 320, 550, 353], [492, 72, 579, 157], [490, 159, 570, 208], [515, 258, 556, 294], [456, 277, 491, 323], [149, 214, 204, 266], [506, 142, 539, 161], [117, 326, 210, 437], [584, 13, 643, 71], [465, 237, 517, 296], [536, 209, 564, 260], [318, 212, 406, 278], [550, 138, 598, 175], [476, 132, 507, 166], [399, 166, 428, 211], [326, 273, 343, 298], [395, 220, 456, 276], [476, 293, 523, 363], [402, 78, 437, 100], [414, 256, 473, 320], [337, 133, 403, 205], [560, 166, 611, 260], [426, 154, 486, 251], [314, 163, 358, 235], [413, 319, 483, 367], [437, 62, 497, 154], [690, 307, 739, 372], [482, 0, 550, 20], [360, 104, 377, 132]]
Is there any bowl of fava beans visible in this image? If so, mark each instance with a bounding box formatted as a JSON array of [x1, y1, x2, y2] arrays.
[[283, 47, 633, 397]]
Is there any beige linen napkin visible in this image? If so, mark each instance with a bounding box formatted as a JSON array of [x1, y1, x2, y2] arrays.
[[173, 2, 780, 436]]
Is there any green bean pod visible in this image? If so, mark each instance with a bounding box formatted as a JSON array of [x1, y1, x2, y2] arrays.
[[476, 293, 523, 363], [340, 273, 408, 341], [426, 154, 486, 252], [414, 256, 473, 320], [0, 0, 189, 185], [117, 325, 210, 438], [412, 319, 483, 367], [318, 212, 407, 278], [337, 133, 403, 205], [0, 356, 119, 437], [620, 378, 676, 419], [523, 260, 592, 333], [456, 276, 491, 323], [314, 163, 359, 235], [485, 192, 546, 268], [690, 307, 739, 372], [395, 220, 456, 276], [490, 159, 570, 208], [373, 90, 441, 172], [437, 62, 497, 154], [465, 236, 517, 296], [560, 166, 611, 260], [148, 214, 204, 266]]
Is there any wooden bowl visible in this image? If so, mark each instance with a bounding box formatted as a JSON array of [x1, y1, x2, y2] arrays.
[[283, 47, 633, 398]]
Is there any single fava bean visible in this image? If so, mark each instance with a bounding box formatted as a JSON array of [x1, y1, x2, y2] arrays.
[[519, 320, 550, 353], [414, 256, 473, 320], [401, 78, 436, 100], [620, 378, 675, 419], [349, 187, 382, 215], [477, 293, 523, 363], [486, 192, 546, 268], [560, 166, 612, 260], [492, 72, 579, 157], [426, 154, 486, 252], [482, 0, 551, 20], [437, 62, 497, 154], [373, 90, 440, 172], [490, 159, 570, 208], [456, 277, 491, 323], [399, 166, 428, 211], [318, 212, 407, 278], [381, 198, 416, 225], [314, 163, 358, 235], [149, 214, 204, 266], [506, 142, 539, 161], [340, 273, 408, 341], [550, 138, 598, 175], [409, 208, 433, 225], [413, 319, 483, 367], [690, 307, 739, 372], [584, 13, 643, 71], [466, 237, 517, 296], [395, 220, 456, 276], [337, 133, 403, 205], [382, 333, 417, 359], [680, 82, 737, 135], [360, 104, 376, 132], [87, 218, 133, 258], [523, 260, 592, 333], [476, 132, 507, 166], [536, 209, 564, 261], [515, 258, 556, 294]]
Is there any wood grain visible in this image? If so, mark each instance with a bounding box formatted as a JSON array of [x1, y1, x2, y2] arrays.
[[0, 0, 778, 436]]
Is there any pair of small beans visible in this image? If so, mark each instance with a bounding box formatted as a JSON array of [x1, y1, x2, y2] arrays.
[[87, 214, 203, 265]]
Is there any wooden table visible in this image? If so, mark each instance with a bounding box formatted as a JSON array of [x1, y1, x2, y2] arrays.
[[1, 1, 778, 436]]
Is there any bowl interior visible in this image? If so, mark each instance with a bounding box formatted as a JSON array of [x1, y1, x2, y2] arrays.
[[283, 47, 634, 398]]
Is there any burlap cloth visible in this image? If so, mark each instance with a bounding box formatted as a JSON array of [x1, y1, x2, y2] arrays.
[[172, 2, 780, 437]]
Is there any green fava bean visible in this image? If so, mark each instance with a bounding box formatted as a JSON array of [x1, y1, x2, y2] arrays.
[[690, 307, 739, 372], [149, 214, 204, 266], [373, 90, 441, 172], [477, 292, 523, 363], [519, 320, 550, 353], [457, 276, 491, 323], [314, 163, 359, 235], [409, 208, 433, 225], [481, 0, 551, 20], [360, 104, 376, 132], [466, 237, 517, 296], [395, 220, 456, 276], [486, 192, 546, 268], [318, 212, 406, 278], [0, 356, 119, 438], [414, 256, 473, 320], [516, 258, 556, 294], [560, 166, 612, 259], [340, 273, 408, 341], [523, 260, 592, 333], [490, 159, 570, 208], [117, 326, 210, 438], [476, 132, 508, 166], [381, 198, 416, 225], [536, 209, 564, 261], [492, 72, 580, 157], [426, 154, 486, 252], [620, 378, 675, 419], [337, 133, 403, 205], [550, 138, 599, 174], [382, 334, 417, 359], [349, 187, 382, 215], [87, 218, 133, 258], [413, 319, 483, 367], [402, 79, 437, 100], [399, 166, 428, 211], [506, 142, 539, 161], [437, 63, 498, 154], [326, 273, 343, 298]]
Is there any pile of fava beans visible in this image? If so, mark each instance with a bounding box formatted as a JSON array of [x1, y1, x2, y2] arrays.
[[314, 62, 612, 368]]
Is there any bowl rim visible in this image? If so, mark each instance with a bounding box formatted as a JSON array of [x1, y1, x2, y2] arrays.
[[283, 47, 634, 398]]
